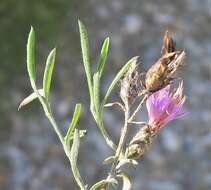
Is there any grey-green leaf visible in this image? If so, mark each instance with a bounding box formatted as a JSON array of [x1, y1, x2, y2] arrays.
[[90, 178, 118, 190], [65, 104, 82, 145], [18, 89, 44, 110], [43, 48, 56, 99], [93, 73, 100, 117], [78, 20, 93, 102], [27, 26, 36, 88], [103, 56, 139, 104], [96, 37, 110, 78], [118, 173, 132, 190], [70, 129, 87, 190], [67, 130, 87, 141]]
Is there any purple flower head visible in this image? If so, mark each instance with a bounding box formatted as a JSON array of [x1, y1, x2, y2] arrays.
[[146, 81, 186, 132]]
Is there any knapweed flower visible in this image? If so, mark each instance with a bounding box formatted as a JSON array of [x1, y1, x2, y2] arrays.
[[146, 81, 186, 132], [125, 82, 186, 160], [144, 31, 186, 92]]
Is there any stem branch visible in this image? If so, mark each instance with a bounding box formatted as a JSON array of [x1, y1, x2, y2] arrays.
[[128, 95, 148, 122]]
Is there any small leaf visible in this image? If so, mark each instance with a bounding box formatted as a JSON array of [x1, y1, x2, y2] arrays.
[[67, 130, 87, 141], [27, 26, 36, 89], [18, 89, 44, 110], [65, 104, 82, 145], [90, 178, 118, 190], [103, 156, 116, 165], [103, 56, 139, 104], [78, 20, 93, 103], [96, 37, 110, 78], [70, 129, 87, 189], [43, 48, 56, 99], [117, 173, 132, 190]]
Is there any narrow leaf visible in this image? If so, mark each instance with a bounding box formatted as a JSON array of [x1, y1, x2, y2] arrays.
[[103, 156, 116, 165], [43, 48, 56, 99], [103, 56, 139, 104], [93, 73, 100, 117], [27, 26, 36, 88], [65, 104, 82, 145], [78, 20, 93, 102], [70, 129, 87, 189], [118, 173, 132, 190], [96, 37, 110, 78], [90, 178, 118, 190], [18, 89, 44, 110]]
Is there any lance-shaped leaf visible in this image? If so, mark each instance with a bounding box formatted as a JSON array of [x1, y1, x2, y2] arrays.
[[96, 37, 110, 78], [92, 37, 109, 116], [65, 104, 82, 145], [90, 178, 118, 190], [117, 173, 132, 190], [103, 56, 139, 104], [70, 129, 87, 190], [18, 89, 44, 110], [27, 27, 36, 89], [78, 20, 93, 103], [93, 72, 100, 118], [43, 48, 56, 99]]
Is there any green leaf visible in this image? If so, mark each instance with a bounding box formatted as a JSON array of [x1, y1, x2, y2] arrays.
[[93, 72, 100, 118], [18, 89, 44, 110], [90, 178, 118, 190], [70, 129, 87, 189], [78, 20, 93, 103], [65, 104, 82, 145], [118, 173, 132, 190], [92, 37, 110, 117], [103, 56, 139, 104], [43, 48, 56, 99], [27, 26, 36, 89], [96, 37, 110, 78]]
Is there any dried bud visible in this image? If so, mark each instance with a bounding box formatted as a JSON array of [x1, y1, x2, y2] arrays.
[[120, 63, 140, 105], [161, 30, 176, 55], [144, 31, 186, 92], [125, 125, 154, 159]]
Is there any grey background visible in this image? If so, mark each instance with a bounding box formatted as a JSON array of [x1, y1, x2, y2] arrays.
[[0, 0, 211, 189]]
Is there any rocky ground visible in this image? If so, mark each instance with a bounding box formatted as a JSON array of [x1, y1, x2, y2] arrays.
[[1, 0, 211, 189]]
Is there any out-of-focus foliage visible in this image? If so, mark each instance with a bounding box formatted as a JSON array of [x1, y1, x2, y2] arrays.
[[0, 0, 70, 88], [0, 0, 70, 127]]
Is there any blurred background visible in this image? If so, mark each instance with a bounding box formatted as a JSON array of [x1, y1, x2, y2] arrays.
[[1, 0, 211, 189]]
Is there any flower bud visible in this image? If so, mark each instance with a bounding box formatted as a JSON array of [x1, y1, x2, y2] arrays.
[[125, 125, 154, 159]]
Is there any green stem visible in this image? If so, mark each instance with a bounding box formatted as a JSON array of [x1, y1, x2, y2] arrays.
[[35, 89, 64, 144], [34, 89, 86, 190], [104, 103, 130, 190]]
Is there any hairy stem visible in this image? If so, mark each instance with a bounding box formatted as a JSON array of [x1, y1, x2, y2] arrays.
[[35, 89, 64, 143], [104, 103, 130, 190]]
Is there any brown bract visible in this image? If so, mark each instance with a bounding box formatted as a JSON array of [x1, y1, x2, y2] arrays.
[[120, 62, 140, 106], [144, 31, 186, 93]]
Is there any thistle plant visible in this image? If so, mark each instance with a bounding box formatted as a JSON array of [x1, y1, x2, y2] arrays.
[[19, 20, 187, 190]]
